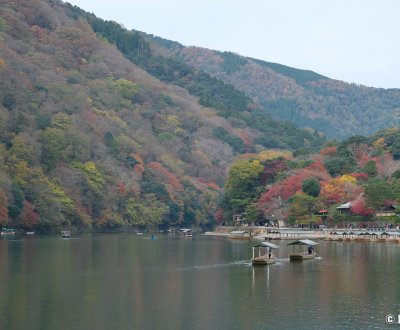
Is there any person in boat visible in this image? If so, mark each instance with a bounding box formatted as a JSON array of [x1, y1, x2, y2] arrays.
[[308, 245, 313, 254], [268, 247, 272, 259]]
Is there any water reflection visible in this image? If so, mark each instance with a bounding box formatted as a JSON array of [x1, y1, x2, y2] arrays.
[[0, 235, 399, 329]]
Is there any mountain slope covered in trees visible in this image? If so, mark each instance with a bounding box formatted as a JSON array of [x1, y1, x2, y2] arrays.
[[0, 0, 324, 232], [218, 128, 400, 226], [143, 38, 400, 139]]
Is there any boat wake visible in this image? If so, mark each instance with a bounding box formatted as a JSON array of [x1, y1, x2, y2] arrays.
[[173, 260, 250, 271]]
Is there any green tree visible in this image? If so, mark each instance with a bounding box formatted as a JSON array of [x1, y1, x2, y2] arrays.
[[125, 197, 168, 227], [41, 127, 67, 170], [51, 113, 74, 129], [7, 183, 24, 219], [363, 160, 377, 177], [364, 178, 393, 209], [224, 159, 263, 213], [115, 78, 139, 101], [289, 194, 318, 224], [324, 156, 355, 177], [302, 178, 321, 197], [245, 203, 259, 224], [0, 189, 9, 226]]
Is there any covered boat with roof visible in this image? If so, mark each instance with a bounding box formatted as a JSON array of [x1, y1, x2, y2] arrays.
[[287, 239, 318, 260], [251, 241, 280, 265]]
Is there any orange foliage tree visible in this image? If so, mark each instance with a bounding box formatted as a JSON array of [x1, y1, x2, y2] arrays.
[[320, 175, 361, 204], [20, 201, 39, 229]]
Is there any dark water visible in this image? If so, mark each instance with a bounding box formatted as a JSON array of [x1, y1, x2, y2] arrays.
[[0, 234, 399, 330]]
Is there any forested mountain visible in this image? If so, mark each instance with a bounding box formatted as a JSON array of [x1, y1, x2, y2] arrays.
[[0, 0, 323, 232], [143, 37, 400, 139]]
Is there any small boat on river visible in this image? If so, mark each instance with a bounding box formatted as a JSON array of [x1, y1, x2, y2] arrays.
[[1, 228, 16, 236], [251, 241, 280, 265], [287, 239, 318, 261], [228, 230, 251, 240], [181, 228, 193, 237], [61, 230, 71, 238]]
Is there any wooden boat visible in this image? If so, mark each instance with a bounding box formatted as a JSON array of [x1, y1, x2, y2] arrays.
[[251, 242, 280, 265], [287, 239, 318, 261], [181, 228, 193, 237], [228, 230, 251, 240], [61, 230, 71, 238], [1, 228, 16, 236]]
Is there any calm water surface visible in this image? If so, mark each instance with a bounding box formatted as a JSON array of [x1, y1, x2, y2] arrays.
[[0, 233, 399, 329]]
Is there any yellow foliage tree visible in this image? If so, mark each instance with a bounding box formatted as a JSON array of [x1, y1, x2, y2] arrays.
[[257, 149, 293, 162], [338, 174, 357, 184]]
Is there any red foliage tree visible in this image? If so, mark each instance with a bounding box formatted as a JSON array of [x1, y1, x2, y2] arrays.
[[196, 178, 221, 191], [20, 201, 39, 229], [116, 182, 127, 197], [351, 198, 374, 217], [320, 146, 337, 156], [258, 159, 330, 208], [214, 208, 224, 224], [349, 172, 369, 183], [260, 160, 288, 184], [147, 162, 183, 191], [133, 164, 145, 177]]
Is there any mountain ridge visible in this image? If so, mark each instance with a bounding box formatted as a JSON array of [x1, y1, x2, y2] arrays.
[[0, 0, 323, 231], [140, 34, 400, 139]]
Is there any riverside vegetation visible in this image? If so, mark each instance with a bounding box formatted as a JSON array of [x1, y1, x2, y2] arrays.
[[0, 0, 399, 233]]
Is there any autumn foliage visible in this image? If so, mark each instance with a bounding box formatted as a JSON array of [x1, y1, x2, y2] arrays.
[[19, 201, 39, 229], [258, 159, 329, 207], [147, 162, 184, 192], [350, 196, 374, 217], [0, 190, 9, 226]]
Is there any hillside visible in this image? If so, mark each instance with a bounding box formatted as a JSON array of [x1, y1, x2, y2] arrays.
[[218, 128, 400, 226], [143, 38, 400, 139], [0, 0, 323, 232]]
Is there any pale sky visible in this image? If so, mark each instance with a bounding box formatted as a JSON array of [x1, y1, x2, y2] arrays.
[[66, 0, 400, 89]]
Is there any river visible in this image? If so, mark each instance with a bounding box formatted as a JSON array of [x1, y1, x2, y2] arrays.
[[0, 233, 398, 329]]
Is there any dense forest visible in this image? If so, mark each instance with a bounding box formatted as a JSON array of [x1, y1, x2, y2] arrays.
[[0, 0, 399, 233], [218, 128, 400, 227], [146, 42, 400, 139], [0, 0, 325, 233]]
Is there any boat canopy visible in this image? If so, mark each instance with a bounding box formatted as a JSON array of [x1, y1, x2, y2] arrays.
[[331, 231, 400, 237], [1, 228, 15, 232], [287, 239, 318, 246], [253, 242, 280, 249]]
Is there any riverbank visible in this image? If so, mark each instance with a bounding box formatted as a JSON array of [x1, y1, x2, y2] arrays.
[[204, 226, 400, 243]]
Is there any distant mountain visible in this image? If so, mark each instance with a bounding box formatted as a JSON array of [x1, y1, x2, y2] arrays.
[[0, 0, 323, 232], [143, 36, 400, 139]]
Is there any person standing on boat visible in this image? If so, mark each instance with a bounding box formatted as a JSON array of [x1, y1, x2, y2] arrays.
[[268, 247, 272, 259]]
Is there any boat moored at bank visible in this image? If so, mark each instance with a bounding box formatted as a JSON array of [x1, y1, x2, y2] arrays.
[[1, 228, 16, 236], [228, 230, 251, 240]]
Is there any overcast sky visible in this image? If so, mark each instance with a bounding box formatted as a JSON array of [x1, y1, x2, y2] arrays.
[[66, 0, 400, 89]]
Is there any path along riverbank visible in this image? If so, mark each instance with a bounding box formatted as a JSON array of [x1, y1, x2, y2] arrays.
[[204, 226, 400, 243]]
